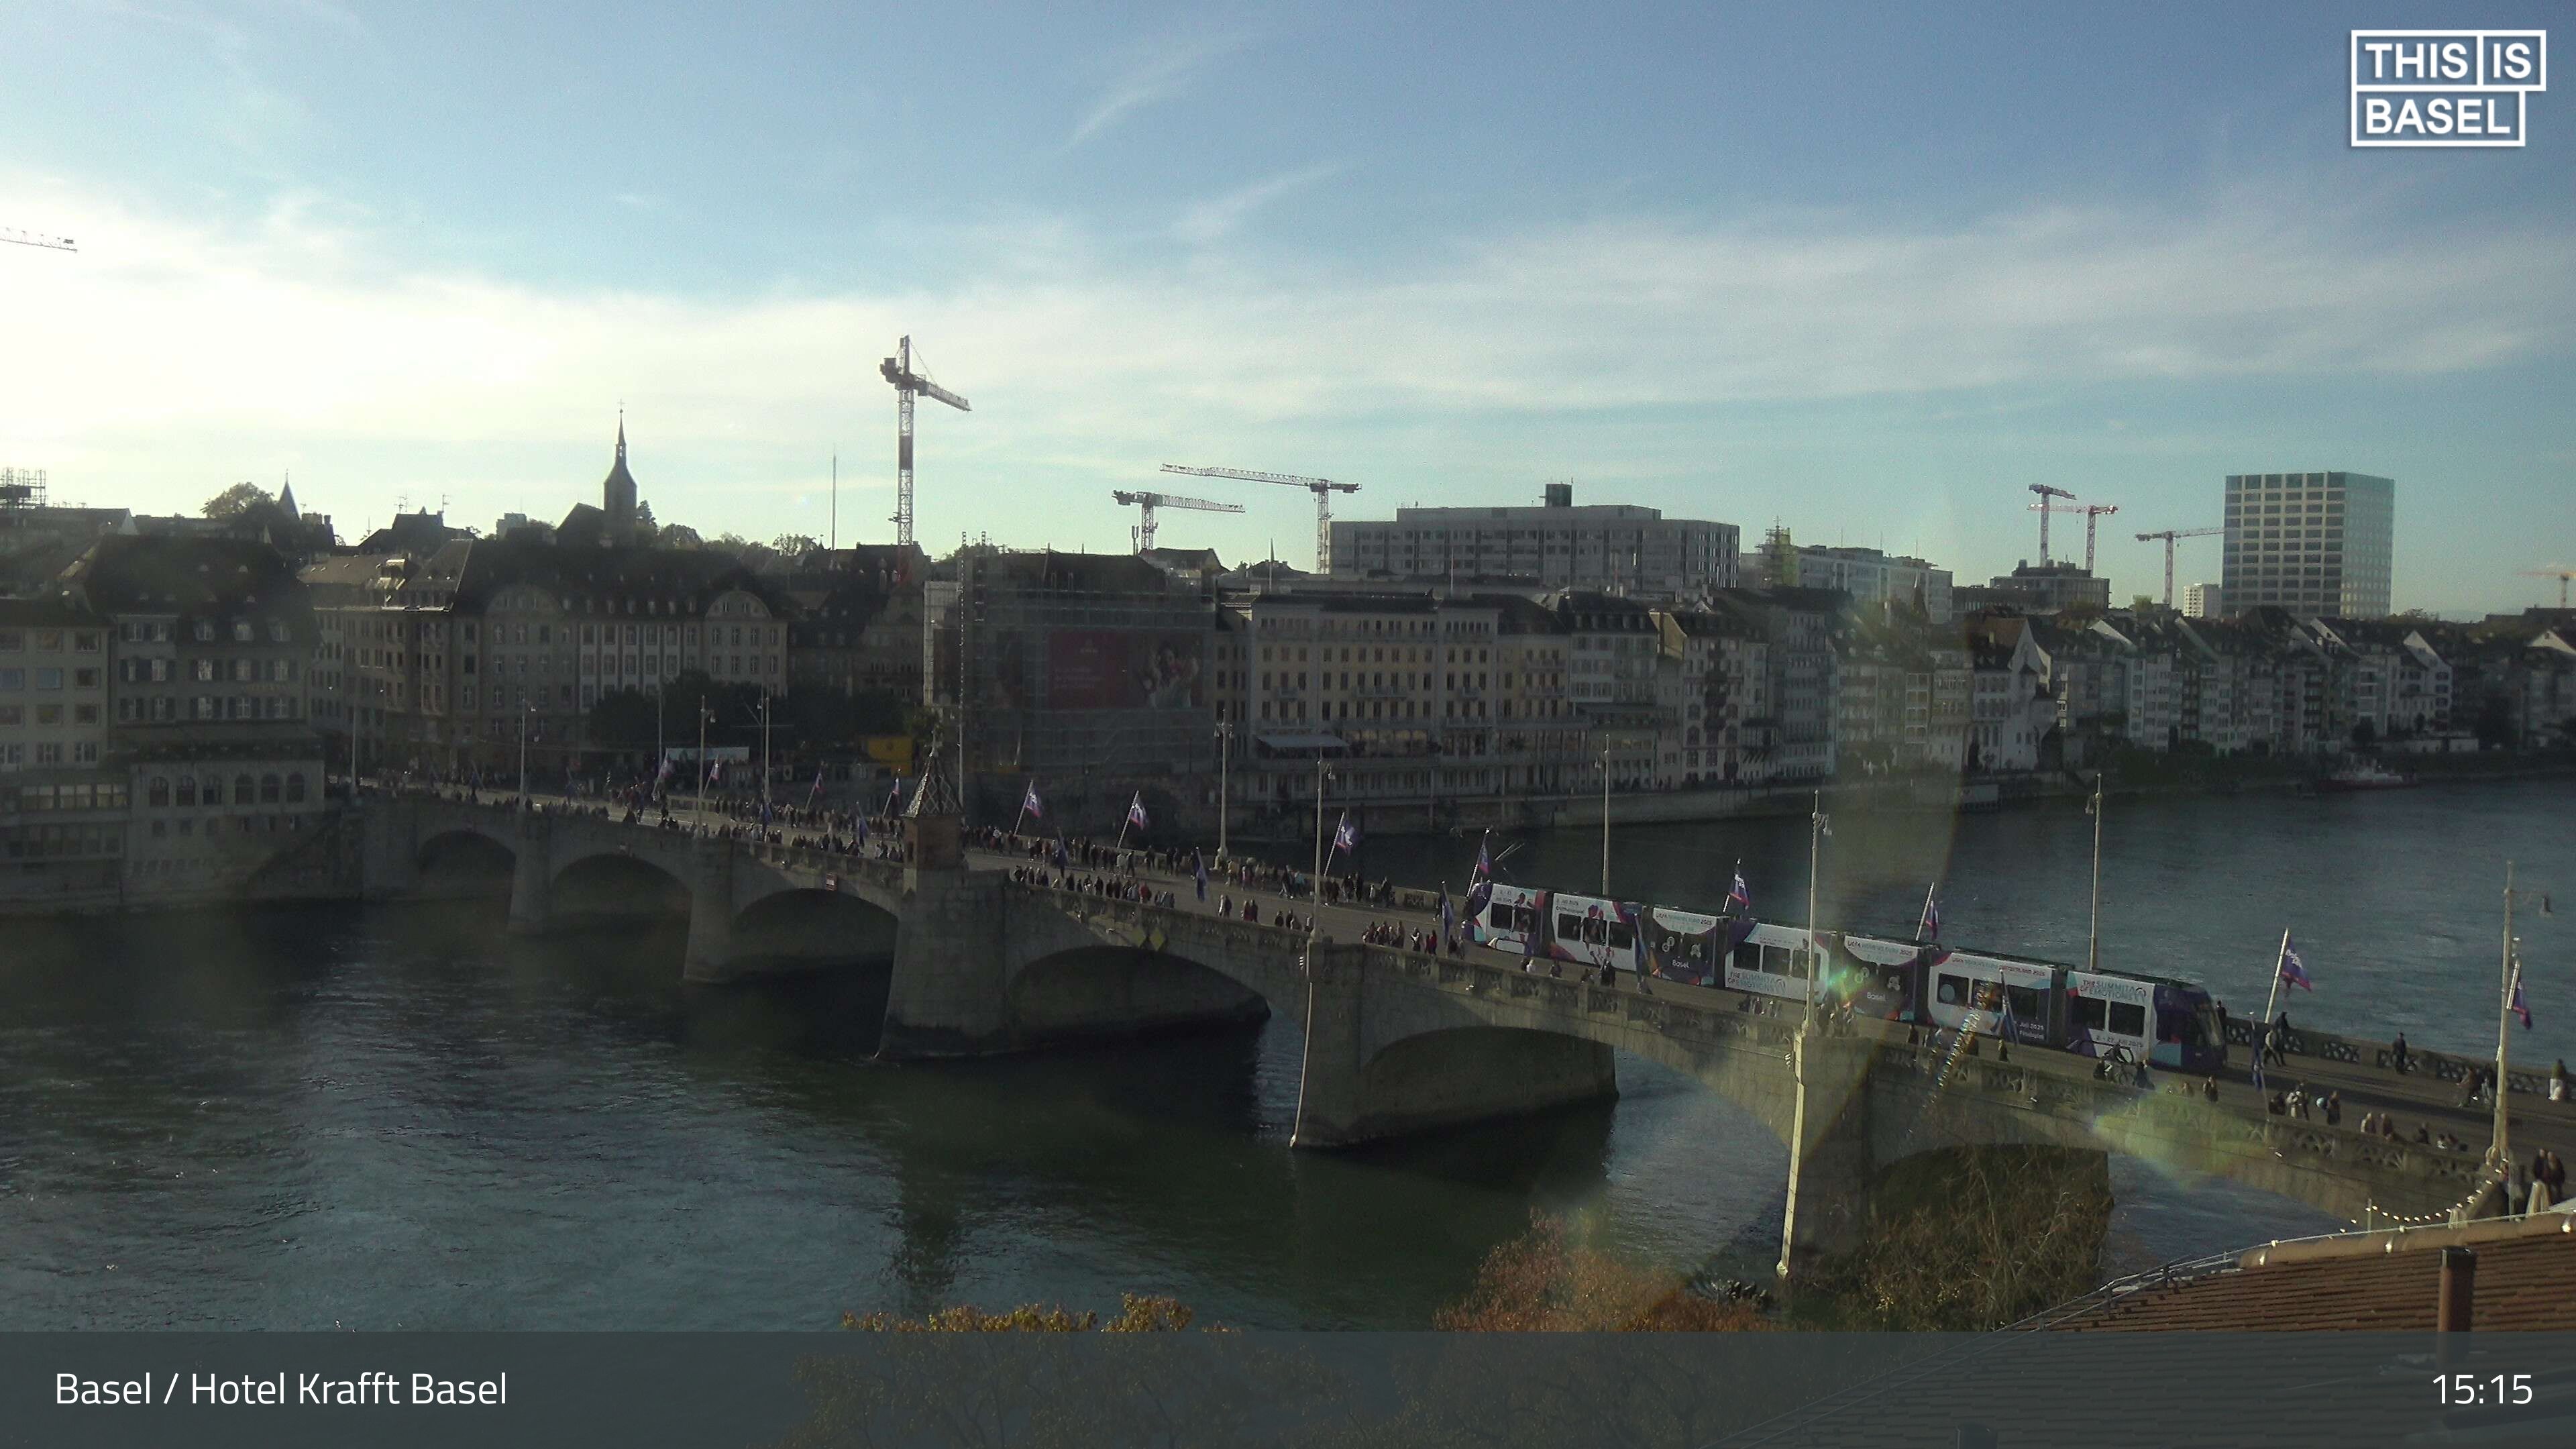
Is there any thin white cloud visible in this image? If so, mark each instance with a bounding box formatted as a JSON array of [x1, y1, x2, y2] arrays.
[[1173, 164, 1342, 245], [1063, 30, 1252, 150], [1, 175, 2569, 561]]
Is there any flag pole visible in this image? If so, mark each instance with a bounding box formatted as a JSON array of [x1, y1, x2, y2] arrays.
[[1012, 778, 1032, 839], [2255, 928, 2288, 1076], [1919, 883, 1938, 941], [1114, 796, 1132, 854], [2494, 861, 2516, 1168]]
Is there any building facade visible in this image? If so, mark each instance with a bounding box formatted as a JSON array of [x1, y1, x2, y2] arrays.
[[1326, 486, 1738, 596], [2220, 471, 2395, 620]]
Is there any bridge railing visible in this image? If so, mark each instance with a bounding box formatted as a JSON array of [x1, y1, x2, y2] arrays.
[[2223, 1016, 2565, 1099]]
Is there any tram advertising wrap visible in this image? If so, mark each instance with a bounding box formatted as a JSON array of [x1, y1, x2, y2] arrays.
[[1472, 883, 1544, 954], [1837, 934, 1925, 1022]]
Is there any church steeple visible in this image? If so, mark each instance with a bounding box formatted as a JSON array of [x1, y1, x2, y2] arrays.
[[601, 410, 639, 544], [278, 470, 299, 521]]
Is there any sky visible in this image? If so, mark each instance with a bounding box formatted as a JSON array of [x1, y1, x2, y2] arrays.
[[1, 1, 2571, 615]]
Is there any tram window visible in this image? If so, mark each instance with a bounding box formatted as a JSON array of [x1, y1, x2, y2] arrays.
[[2158, 1008, 2206, 1044], [2073, 996, 2108, 1031], [1732, 943, 1760, 973], [1608, 923, 1633, 949], [2108, 1002, 2147, 1037], [1557, 914, 1582, 939], [2005, 986, 2045, 1021], [1937, 975, 1968, 1007]]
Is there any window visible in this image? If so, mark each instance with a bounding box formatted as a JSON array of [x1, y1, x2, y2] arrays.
[[269, 621, 289, 643], [234, 775, 255, 806], [232, 621, 253, 642], [2108, 1001, 2147, 1038], [285, 772, 306, 804], [34, 668, 62, 690], [260, 774, 280, 804], [176, 777, 195, 807]]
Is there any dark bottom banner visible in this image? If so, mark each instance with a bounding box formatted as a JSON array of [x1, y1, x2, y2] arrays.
[[6, 1332, 2575, 1447]]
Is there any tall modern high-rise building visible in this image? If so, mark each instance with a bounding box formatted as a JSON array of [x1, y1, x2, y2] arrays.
[[2181, 582, 2222, 619], [2219, 472, 2393, 620]]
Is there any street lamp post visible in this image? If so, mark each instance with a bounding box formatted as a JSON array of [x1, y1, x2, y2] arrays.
[[696, 700, 711, 826], [1312, 753, 1332, 930], [759, 689, 774, 816], [1806, 790, 1829, 1028], [1599, 745, 1611, 896], [517, 702, 531, 806], [1216, 720, 1233, 862], [2087, 769, 2106, 974]]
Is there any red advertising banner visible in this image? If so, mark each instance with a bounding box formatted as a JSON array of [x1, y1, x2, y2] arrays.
[[1045, 630, 1205, 710]]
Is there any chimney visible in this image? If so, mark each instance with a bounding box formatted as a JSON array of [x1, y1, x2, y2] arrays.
[[2437, 1245, 2477, 1342]]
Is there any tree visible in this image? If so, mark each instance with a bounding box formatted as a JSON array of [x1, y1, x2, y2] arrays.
[[659, 523, 704, 549], [771, 533, 824, 565], [1434, 1212, 1764, 1332], [1810, 1144, 2111, 1330], [203, 482, 273, 520], [632, 499, 659, 543]]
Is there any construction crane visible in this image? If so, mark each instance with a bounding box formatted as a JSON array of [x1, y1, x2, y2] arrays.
[[2027, 484, 2076, 562], [1161, 464, 1358, 572], [2136, 527, 2227, 608], [2029, 500, 2120, 572], [1112, 490, 1242, 553], [877, 335, 969, 548], [1, 225, 76, 252], [2520, 566, 2576, 608]]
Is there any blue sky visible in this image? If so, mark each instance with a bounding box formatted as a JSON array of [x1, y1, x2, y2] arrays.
[[2, 1, 2571, 612]]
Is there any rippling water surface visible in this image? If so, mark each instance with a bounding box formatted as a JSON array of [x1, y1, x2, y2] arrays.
[[3, 780, 2566, 1328]]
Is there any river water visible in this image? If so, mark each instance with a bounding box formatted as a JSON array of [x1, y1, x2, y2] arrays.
[[3, 780, 2567, 1330]]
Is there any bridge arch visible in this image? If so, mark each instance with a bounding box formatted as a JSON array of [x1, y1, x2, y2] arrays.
[[1350, 1024, 1621, 1144], [1006, 943, 1270, 1045], [729, 886, 902, 968], [551, 849, 692, 923]]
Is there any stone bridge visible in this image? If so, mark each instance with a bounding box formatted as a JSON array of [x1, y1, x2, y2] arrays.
[[358, 794, 2504, 1273]]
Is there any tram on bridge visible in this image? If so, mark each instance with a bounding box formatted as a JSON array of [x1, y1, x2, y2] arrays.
[[1468, 886, 2227, 1073]]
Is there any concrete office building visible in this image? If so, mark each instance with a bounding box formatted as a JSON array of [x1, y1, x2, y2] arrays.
[[1795, 545, 1955, 622], [2220, 472, 2394, 620], [1327, 484, 1738, 596]]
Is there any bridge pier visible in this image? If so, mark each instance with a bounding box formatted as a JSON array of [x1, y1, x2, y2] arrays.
[[682, 835, 739, 984], [876, 868, 1014, 1056], [504, 812, 554, 934], [358, 798, 423, 901], [1290, 947, 1619, 1149]]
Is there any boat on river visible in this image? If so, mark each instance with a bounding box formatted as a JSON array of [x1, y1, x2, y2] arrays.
[[2316, 759, 2418, 792]]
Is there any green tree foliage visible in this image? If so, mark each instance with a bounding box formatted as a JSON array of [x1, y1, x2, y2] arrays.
[[202, 482, 273, 520], [586, 672, 766, 756]]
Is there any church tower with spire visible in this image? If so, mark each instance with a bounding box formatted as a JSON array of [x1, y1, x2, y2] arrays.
[[602, 411, 639, 543]]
